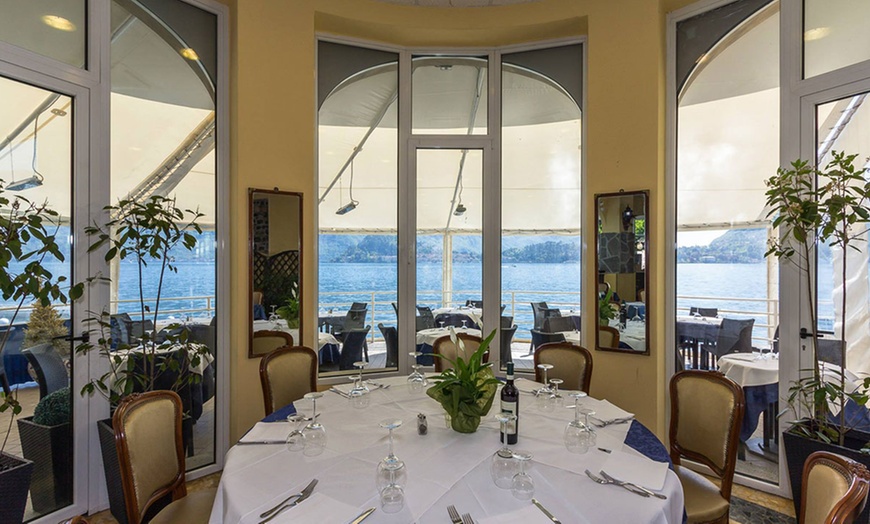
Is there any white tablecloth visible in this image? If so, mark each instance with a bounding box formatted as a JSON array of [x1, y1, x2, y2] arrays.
[[253, 320, 339, 349], [432, 307, 483, 326], [716, 353, 779, 388], [108, 345, 215, 390], [210, 376, 683, 524], [415, 327, 482, 346]]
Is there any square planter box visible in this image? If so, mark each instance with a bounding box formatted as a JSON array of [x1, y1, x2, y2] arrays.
[[17, 416, 73, 514], [784, 426, 870, 524], [0, 451, 34, 524]]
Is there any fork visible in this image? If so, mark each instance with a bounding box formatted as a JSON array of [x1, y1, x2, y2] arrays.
[[461, 513, 475, 524], [599, 470, 667, 500], [447, 505, 462, 524], [585, 469, 649, 497]]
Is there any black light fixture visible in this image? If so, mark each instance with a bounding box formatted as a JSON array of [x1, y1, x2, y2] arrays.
[[335, 158, 359, 215], [622, 205, 635, 231], [453, 202, 466, 216]]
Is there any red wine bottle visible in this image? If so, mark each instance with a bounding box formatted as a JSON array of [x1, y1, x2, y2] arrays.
[[501, 362, 519, 444]]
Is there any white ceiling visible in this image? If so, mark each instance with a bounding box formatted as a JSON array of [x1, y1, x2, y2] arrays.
[[374, 0, 540, 6]]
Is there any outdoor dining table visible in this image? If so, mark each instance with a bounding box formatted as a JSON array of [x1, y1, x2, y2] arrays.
[[716, 353, 779, 456], [432, 307, 483, 328], [254, 319, 341, 364], [209, 375, 684, 523], [414, 327, 482, 366], [676, 316, 723, 369]]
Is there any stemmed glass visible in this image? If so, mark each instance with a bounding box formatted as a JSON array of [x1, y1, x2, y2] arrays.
[[285, 413, 306, 452], [511, 451, 534, 500], [438, 321, 445, 329], [461, 319, 468, 329], [354, 361, 370, 393], [268, 305, 278, 322], [301, 392, 326, 456], [376, 419, 407, 513], [491, 413, 518, 489], [549, 378, 564, 408], [407, 352, 428, 392], [535, 364, 554, 396], [565, 392, 596, 454]]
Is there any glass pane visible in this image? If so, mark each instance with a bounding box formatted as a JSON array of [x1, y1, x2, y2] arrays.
[[0, 0, 86, 68], [318, 43, 399, 376], [110, 0, 217, 471], [804, 0, 870, 78], [415, 149, 483, 368], [815, 94, 870, 371], [412, 56, 487, 135], [501, 50, 582, 371], [0, 76, 74, 521], [675, 4, 780, 484]]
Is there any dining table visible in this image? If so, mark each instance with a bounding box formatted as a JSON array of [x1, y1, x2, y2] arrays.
[[254, 319, 341, 364], [716, 353, 779, 454], [210, 375, 684, 523], [676, 316, 723, 369], [432, 307, 483, 328]]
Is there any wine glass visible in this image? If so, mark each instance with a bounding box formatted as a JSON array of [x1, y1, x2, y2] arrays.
[[376, 419, 407, 512], [354, 361, 370, 393], [438, 320, 445, 329], [491, 413, 518, 489], [535, 364, 554, 397], [565, 392, 596, 454], [285, 413, 306, 452], [301, 392, 326, 456], [348, 376, 370, 409], [268, 305, 277, 321], [511, 451, 534, 500], [407, 352, 428, 392], [461, 319, 468, 329], [549, 378, 564, 408]]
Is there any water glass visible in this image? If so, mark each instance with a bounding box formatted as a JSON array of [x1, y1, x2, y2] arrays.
[[407, 352, 428, 392], [302, 392, 327, 456], [511, 451, 534, 500], [565, 392, 596, 454], [285, 414, 306, 452], [491, 413, 518, 489], [376, 419, 407, 513]]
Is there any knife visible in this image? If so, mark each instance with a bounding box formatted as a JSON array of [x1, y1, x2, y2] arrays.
[[349, 507, 376, 524], [532, 498, 561, 524]]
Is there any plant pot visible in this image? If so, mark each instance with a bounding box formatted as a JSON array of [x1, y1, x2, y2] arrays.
[[0, 451, 34, 524], [17, 416, 73, 514], [98, 418, 129, 524], [783, 425, 870, 523]]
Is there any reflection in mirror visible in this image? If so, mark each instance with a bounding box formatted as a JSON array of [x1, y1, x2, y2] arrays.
[[595, 190, 649, 354], [249, 189, 302, 358]]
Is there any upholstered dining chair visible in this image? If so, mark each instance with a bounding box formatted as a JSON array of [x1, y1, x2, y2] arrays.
[[113, 390, 216, 524], [251, 330, 293, 357], [534, 342, 593, 393], [598, 325, 620, 348], [259, 346, 318, 416], [800, 451, 870, 524], [432, 333, 487, 372], [669, 370, 745, 524]]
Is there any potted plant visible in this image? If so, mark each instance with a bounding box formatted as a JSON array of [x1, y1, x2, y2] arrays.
[[276, 281, 300, 329], [17, 386, 73, 513], [764, 151, 870, 519], [599, 288, 618, 325], [76, 195, 210, 524], [426, 329, 500, 433], [0, 182, 82, 524]]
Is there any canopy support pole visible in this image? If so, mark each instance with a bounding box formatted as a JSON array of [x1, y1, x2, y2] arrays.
[[443, 233, 453, 308], [445, 67, 486, 231]]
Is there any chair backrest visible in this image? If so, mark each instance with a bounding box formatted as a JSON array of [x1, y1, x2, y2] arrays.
[[350, 302, 368, 311], [499, 325, 517, 365], [500, 316, 514, 329], [113, 390, 186, 524], [378, 323, 399, 368], [344, 309, 367, 330], [690, 307, 718, 318], [252, 291, 263, 305], [128, 320, 155, 344], [186, 324, 216, 355], [530, 302, 549, 330], [598, 325, 620, 348], [259, 346, 317, 416], [416, 306, 436, 329], [391, 302, 399, 316], [111, 313, 134, 348], [415, 316, 432, 331], [530, 329, 566, 350], [338, 327, 371, 370], [252, 330, 294, 358], [534, 342, 593, 393], [598, 282, 610, 298], [669, 370, 745, 501], [434, 313, 466, 328], [432, 333, 487, 372], [714, 318, 755, 356], [21, 343, 69, 399], [801, 451, 870, 524], [818, 339, 845, 367], [544, 316, 575, 333]]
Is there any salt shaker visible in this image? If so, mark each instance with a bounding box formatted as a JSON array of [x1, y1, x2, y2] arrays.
[[417, 413, 428, 435]]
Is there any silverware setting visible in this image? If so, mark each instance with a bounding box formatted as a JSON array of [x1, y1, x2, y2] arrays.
[[585, 469, 649, 497], [447, 505, 462, 523], [236, 440, 286, 446], [599, 471, 667, 500], [591, 416, 634, 428], [461, 512, 475, 524], [365, 380, 391, 389], [349, 506, 376, 524], [330, 387, 350, 398], [531, 498, 561, 523], [258, 478, 318, 522]]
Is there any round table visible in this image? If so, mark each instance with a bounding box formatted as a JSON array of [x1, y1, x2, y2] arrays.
[[210, 376, 684, 523]]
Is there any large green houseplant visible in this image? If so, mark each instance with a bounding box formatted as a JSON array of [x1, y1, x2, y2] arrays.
[[76, 195, 210, 524], [426, 329, 500, 433], [764, 151, 870, 518], [0, 182, 83, 523]]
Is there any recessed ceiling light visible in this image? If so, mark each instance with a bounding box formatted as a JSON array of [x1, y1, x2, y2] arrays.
[[804, 27, 831, 41], [42, 15, 76, 32], [180, 48, 200, 60]]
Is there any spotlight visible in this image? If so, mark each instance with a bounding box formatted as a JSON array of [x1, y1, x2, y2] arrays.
[[336, 201, 358, 215], [453, 203, 466, 216], [6, 174, 43, 191]]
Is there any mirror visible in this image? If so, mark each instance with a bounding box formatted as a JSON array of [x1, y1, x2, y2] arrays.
[[594, 190, 649, 354], [249, 189, 303, 358]]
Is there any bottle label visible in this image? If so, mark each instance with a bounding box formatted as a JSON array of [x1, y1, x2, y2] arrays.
[[501, 400, 517, 435]]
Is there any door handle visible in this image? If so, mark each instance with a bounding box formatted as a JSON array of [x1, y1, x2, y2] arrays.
[[54, 331, 90, 343], [799, 328, 818, 339]]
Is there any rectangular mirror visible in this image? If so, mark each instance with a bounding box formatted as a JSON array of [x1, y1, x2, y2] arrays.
[[595, 190, 649, 354], [249, 189, 303, 358]]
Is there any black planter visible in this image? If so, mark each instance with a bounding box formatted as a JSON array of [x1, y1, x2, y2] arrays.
[[98, 418, 129, 524], [0, 451, 34, 524], [783, 426, 870, 523], [17, 416, 73, 514]]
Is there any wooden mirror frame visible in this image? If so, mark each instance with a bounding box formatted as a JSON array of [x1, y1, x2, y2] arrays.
[[594, 190, 649, 355], [248, 188, 303, 358]]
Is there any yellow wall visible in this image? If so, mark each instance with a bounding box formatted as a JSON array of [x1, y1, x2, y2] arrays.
[[229, 0, 697, 442]]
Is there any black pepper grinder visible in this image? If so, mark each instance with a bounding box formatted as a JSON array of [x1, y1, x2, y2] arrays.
[[417, 413, 428, 435]]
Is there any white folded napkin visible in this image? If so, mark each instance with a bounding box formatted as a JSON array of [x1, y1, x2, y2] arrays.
[[586, 399, 634, 423], [478, 504, 561, 524], [514, 377, 546, 394], [239, 422, 291, 444], [263, 492, 361, 524], [600, 449, 668, 491]]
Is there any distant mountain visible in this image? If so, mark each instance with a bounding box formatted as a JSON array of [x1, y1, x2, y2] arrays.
[[676, 228, 834, 264]]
